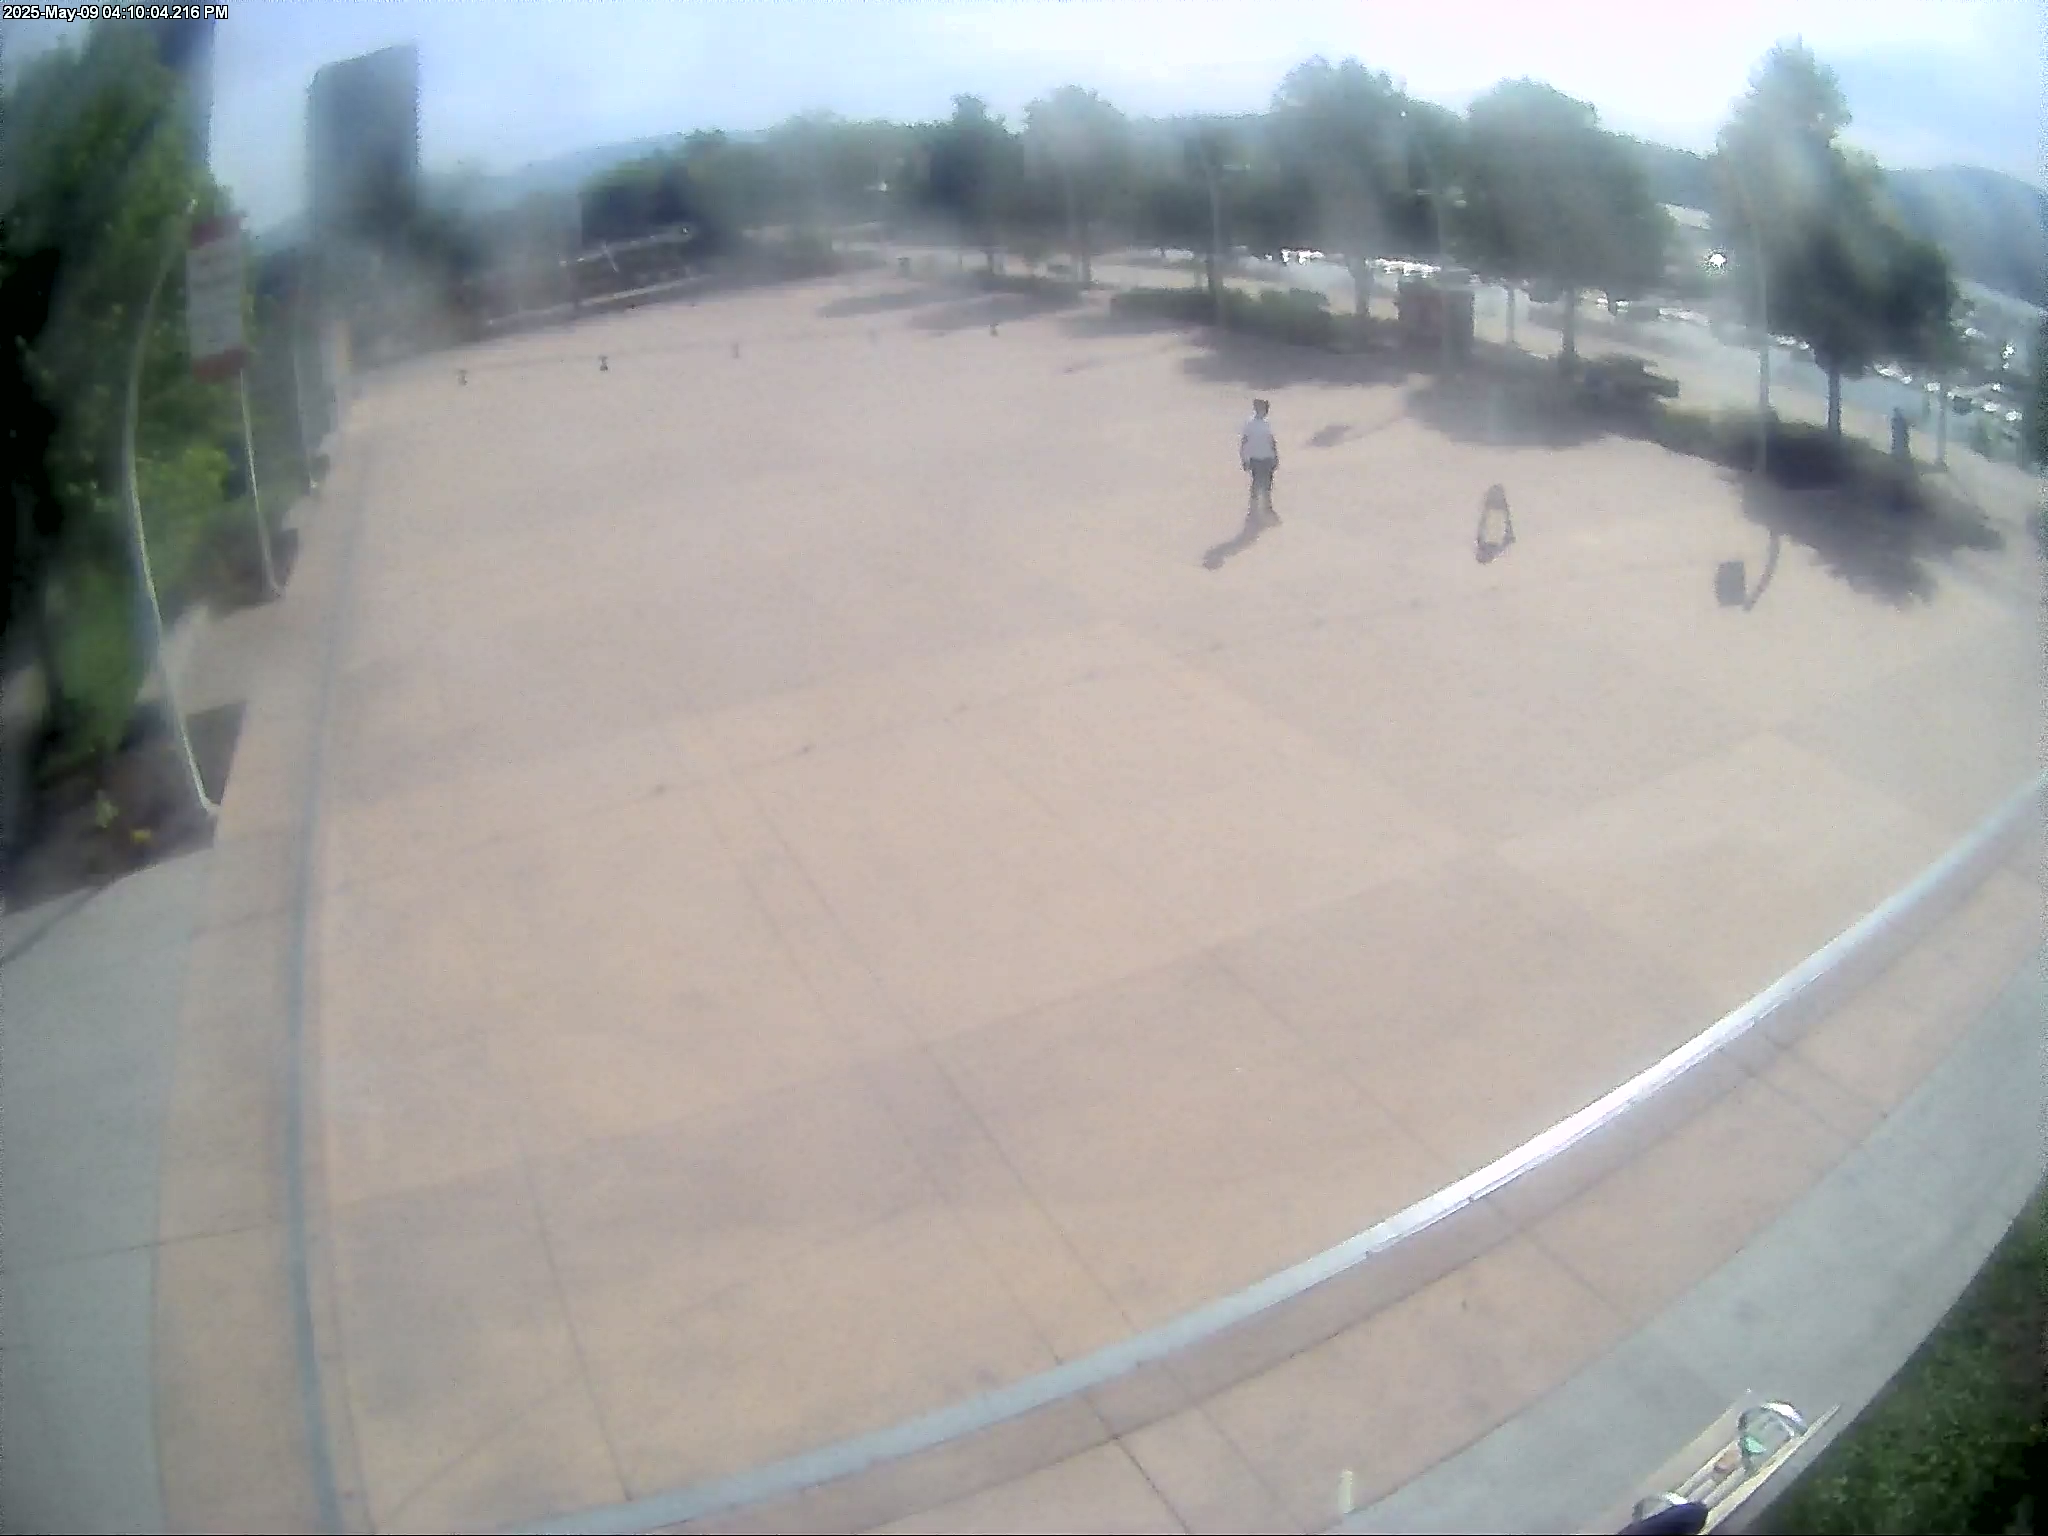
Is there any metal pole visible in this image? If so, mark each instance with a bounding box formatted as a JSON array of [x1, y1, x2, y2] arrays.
[[237, 371, 281, 597], [287, 287, 317, 494], [124, 206, 219, 820]]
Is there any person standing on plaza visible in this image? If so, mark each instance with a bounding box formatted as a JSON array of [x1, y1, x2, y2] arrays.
[[1240, 397, 1280, 525]]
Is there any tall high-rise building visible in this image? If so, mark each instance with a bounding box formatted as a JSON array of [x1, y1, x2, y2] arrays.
[[307, 44, 421, 249], [143, 17, 216, 165]]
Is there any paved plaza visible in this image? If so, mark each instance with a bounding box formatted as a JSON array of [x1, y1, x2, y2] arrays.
[[139, 267, 2042, 1533]]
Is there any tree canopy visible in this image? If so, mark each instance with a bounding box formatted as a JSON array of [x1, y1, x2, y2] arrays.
[[1713, 42, 1958, 436], [1459, 80, 1670, 360]]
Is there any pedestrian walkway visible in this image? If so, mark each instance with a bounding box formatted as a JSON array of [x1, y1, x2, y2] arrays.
[[126, 269, 2047, 1533], [0, 852, 210, 1535]]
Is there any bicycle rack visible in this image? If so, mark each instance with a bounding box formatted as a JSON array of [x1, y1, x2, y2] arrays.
[[1586, 1395, 1838, 1535]]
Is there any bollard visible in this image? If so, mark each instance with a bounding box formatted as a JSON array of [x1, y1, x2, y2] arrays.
[[599, 355, 608, 372], [457, 368, 467, 385], [990, 322, 999, 337]]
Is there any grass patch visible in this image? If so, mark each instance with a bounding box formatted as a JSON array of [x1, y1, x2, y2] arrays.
[[1761, 1180, 2046, 1534]]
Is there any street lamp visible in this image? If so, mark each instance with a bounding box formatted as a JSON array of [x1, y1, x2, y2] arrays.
[[1719, 168, 1771, 480]]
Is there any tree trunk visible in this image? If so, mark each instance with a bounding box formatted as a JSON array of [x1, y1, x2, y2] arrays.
[[1061, 171, 1081, 280], [1346, 257, 1373, 320], [1826, 365, 1842, 439], [1560, 288, 1579, 363]]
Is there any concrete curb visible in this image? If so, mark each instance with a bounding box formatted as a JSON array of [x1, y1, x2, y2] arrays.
[[514, 775, 2045, 1534]]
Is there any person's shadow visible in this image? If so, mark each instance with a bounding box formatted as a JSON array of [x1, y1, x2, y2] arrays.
[[1203, 509, 1271, 569]]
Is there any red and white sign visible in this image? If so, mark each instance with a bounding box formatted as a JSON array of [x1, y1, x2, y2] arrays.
[[185, 215, 247, 381]]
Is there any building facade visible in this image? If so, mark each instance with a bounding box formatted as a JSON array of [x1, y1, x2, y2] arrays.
[[307, 44, 422, 248]]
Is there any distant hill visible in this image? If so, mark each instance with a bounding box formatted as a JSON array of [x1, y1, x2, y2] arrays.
[[1883, 164, 2046, 311], [1618, 139, 2046, 311]]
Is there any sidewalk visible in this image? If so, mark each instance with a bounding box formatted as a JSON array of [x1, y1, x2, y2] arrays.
[[0, 852, 210, 1535]]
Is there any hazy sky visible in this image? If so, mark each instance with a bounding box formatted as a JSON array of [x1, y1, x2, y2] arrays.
[[4, 0, 2039, 229]]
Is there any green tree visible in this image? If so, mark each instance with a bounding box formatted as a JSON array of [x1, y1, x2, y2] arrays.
[[3, 21, 237, 772], [1268, 57, 1411, 317], [926, 96, 1019, 270], [1023, 86, 1131, 285], [1715, 43, 1957, 440], [1460, 79, 1667, 363]]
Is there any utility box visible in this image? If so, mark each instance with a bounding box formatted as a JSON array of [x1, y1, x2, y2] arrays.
[[1397, 278, 1475, 361]]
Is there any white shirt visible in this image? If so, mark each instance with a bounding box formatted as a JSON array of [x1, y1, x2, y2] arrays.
[[1240, 416, 1277, 463]]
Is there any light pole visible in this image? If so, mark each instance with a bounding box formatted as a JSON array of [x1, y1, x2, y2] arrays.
[[124, 202, 219, 820], [1720, 162, 1771, 480]]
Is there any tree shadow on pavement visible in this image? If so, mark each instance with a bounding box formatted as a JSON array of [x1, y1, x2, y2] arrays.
[[914, 290, 1083, 335], [1058, 307, 1198, 340], [1202, 509, 1272, 569], [815, 286, 955, 319], [1735, 470, 2005, 608], [1404, 361, 1611, 450], [1179, 330, 1413, 390]]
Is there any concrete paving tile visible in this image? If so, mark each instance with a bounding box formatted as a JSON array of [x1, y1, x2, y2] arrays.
[[1497, 733, 1956, 1004], [1780, 632, 2043, 843], [532, 1067, 937, 1334], [4, 1248, 165, 1534], [0, 1345, 78, 1535], [906, 623, 1178, 717], [748, 721, 1190, 1038], [861, 1040, 1136, 1362], [198, 826, 299, 932], [595, 1202, 1059, 1496], [1528, 1071, 1851, 1327], [1062, 749, 1466, 951], [1750, 1043, 1885, 1147], [950, 662, 1297, 814], [869, 1443, 1184, 1534], [1789, 878, 2042, 1113], [323, 714, 716, 890], [327, 653, 469, 806], [697, 663, 951, 774], [936, 956, 1454, 1327], [154, 1224, 323, 1533], [380, 1379, 625, 1535], [1205, 1236, 1626, 1531], [328, 1165, 587, 1532], [1121, 1408, 1303, 1534], [1200, 595, 1753, 846], [315, 876, 502, 1064], [323, 1034, 527, 1207], [1216, 856, 1718, 1160]]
